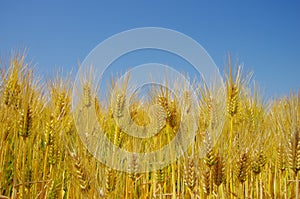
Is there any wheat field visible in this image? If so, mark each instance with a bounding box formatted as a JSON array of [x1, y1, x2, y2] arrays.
[[0, 53, 299, 199]]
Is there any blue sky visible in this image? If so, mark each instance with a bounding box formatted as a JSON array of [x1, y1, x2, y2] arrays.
[[0, 1, 299, 98]]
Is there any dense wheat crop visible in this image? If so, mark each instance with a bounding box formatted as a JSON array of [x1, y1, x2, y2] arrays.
[[0, 53, 299, 198]]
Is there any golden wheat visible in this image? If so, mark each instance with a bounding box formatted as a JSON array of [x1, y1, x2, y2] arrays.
[[0, 53, 299, 198]]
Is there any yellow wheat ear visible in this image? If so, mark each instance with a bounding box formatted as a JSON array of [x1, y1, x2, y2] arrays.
[[226, 55, 241, 118]]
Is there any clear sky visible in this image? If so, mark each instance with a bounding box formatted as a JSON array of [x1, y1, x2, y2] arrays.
[[0, 1, 299, 98]]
